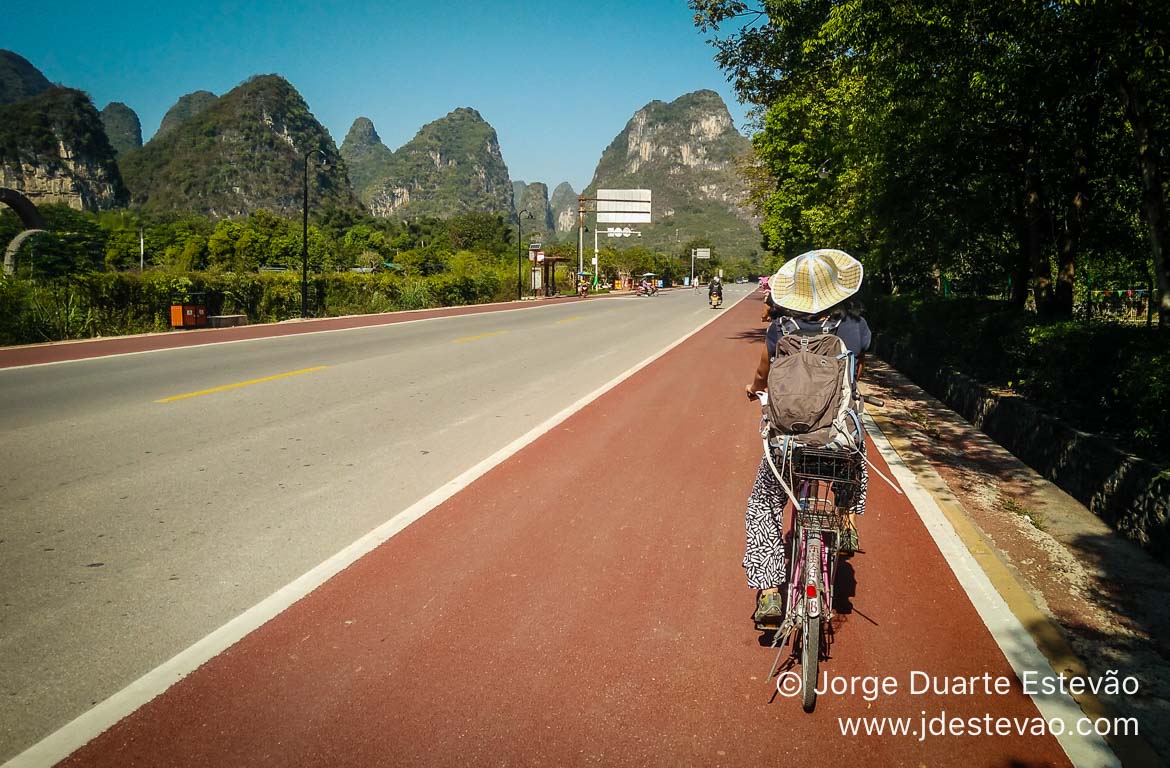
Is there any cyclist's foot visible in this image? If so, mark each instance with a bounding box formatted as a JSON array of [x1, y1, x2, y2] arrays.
[[753, 591, 784, 626], [840, 527, 859, 556]]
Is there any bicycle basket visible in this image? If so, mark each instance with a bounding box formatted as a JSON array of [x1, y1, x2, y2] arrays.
[[797, 497, 842, 531], [791, 447, 860, 487]]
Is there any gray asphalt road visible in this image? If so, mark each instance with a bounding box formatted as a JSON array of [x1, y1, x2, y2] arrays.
[[0, 285, 754, 761]]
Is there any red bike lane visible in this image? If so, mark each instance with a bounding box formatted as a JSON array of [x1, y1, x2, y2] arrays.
[[58, 296, 1072, 767]]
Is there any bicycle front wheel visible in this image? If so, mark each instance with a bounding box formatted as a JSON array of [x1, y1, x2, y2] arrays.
[[802, 615, 820, 712]]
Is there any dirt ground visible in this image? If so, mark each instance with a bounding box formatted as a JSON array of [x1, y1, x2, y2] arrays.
[[863, 359, 1170, 766]]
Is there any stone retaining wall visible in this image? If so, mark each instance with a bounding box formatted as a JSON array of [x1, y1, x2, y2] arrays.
[[875, 335, 1169, 564]]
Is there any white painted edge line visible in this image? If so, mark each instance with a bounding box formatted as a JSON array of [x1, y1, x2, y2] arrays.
[[2, 289, 752, 768], [0, 286, 651, 372], [863, 414, 1119, 768]]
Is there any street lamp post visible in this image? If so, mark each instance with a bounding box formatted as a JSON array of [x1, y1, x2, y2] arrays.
[[302, 148, 329, 319], [516, 209, 532, 301]]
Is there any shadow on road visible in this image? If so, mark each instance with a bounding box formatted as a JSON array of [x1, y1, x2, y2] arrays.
[[863, 358, 1170, 765], [726, 327, 767, 343], [832, 558, 857, 616]]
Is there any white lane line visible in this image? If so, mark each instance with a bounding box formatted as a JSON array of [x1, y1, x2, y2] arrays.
[[864, 414, 1119, 768], [2, 289, 752, 768]]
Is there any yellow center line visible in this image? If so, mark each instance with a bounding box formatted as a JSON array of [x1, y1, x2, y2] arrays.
[[555, 316, 584, 324], [155, 366, 328, 403], [453, 330, 509, 343]]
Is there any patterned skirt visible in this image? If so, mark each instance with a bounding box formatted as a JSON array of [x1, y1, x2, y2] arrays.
[[742, 442, 868, 590]]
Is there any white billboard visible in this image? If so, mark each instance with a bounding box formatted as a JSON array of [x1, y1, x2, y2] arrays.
[[694, 248, 711, 259], [596, 189, 652, 224]]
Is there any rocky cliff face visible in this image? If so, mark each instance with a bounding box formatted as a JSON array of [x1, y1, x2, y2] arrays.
[[100, 102, 142, 155], [155, 90, 218, 139], [0, 50, 52, 106], [585, 89, 758, 256], [517, 181, 553, 239], [363, 107, 513, 220], [118, 75, 358, 218], [0, 85, 127, 211], [512, 180, 526, 212], [339, 116, 395, 199], [549, 181, 578, 234]]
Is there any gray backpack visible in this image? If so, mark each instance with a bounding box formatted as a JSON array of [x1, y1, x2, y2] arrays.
[[766, 318, 856, 448]]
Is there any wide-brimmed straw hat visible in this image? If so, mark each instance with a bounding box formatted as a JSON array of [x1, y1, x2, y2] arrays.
[[770, 248, 863, 314]]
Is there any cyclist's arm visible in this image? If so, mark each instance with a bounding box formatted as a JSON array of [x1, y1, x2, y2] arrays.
[[746, 345, 770, 399]]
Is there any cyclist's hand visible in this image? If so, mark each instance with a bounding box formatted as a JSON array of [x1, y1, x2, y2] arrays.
[[745, 385, 759, 401]]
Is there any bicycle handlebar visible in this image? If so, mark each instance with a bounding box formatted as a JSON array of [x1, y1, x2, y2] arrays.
[[750, 391, 883, 408]]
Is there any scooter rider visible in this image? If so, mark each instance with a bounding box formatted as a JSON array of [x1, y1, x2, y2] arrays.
[[708, 276, 723, 301]]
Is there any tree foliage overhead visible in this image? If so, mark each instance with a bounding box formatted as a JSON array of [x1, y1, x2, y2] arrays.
[[692, 0, 1170, 325]]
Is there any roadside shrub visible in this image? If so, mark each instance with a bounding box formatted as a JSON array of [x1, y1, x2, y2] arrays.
[[1, 266, 541, 349], [25, 283, 95, 341], [396, 277, 434, 310], [869, 296, 1170, 460], [0, 278, 32, 345]]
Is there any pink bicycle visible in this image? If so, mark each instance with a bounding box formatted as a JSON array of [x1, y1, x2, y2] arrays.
[[768, 448, 859, 711], [753, 391, 874, 712]]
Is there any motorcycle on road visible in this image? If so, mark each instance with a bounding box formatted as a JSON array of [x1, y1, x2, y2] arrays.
[[637, 273, 659, 297]]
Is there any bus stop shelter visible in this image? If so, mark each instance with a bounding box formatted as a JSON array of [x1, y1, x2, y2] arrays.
[[529, 253, 571, 297]]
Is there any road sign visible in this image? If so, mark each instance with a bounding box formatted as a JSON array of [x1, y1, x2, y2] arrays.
[[694, 248, 711, 259], [536, 251, 545, 262], [596, 189, 651, 224]]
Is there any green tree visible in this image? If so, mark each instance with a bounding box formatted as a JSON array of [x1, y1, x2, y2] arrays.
[[12, 205, 106, 279], [448, 211, 510, 256], [207, 220, 245, 271], [692, 0, 1168, 323]]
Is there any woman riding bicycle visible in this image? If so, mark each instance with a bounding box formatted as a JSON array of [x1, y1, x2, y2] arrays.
[[743, 249, 871, 625]]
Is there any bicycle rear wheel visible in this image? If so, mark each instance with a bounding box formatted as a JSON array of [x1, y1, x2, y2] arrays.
[[801, 615, 820, 712], [800, 531, 822, 712]]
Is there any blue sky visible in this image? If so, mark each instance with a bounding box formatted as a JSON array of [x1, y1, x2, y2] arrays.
[[4, 1, 749, 192]]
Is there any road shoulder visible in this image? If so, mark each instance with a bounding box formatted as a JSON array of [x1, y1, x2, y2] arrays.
[[865, 358, 1168, 766]]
